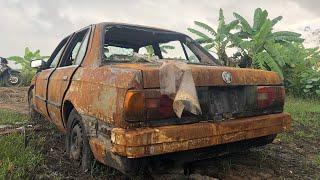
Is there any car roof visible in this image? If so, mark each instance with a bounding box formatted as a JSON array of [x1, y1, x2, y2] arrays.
[[96, 22, 183, 35]]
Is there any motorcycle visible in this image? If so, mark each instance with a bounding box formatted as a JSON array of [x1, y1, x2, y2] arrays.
[[0, 57, 22, 87]]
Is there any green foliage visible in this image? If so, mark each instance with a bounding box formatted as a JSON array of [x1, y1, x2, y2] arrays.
[[145, 45, 175, 57], [232, 8, 304, 78], [285, 96, 320, 137], [188, 8, 239, 66], [8, 47, 47, 72], [0, 134, 43, 179], [189, 7, 320, 99], [7, 47, 48, 86], [0, 110, 42, 179], [282, 44, 320, 98]]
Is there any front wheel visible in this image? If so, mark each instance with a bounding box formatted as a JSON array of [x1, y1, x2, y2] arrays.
[[66, 109, 93, 172], [4, 71, 22, 87]]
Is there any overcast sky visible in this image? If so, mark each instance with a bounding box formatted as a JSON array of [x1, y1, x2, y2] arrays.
[[0, 0, 319, 57]]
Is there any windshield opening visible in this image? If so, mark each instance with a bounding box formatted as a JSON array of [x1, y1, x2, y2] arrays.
[[102, 25, 217, 65]]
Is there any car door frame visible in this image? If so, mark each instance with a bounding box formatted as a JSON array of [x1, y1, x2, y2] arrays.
[[33, 35, 73, 119], [46, 26, 92, 131]]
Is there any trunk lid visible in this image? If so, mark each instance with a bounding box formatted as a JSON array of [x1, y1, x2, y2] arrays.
[[111, 63, 282, 88], [113, 62, 284, 122]]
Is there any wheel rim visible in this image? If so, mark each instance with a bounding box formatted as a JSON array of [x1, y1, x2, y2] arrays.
[[9, 75, 19, 84], [70, 123, 83, 160]]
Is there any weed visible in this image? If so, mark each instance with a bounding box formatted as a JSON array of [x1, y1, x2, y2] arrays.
[[0, 134, 43, 179], [0, 109, 29, 125]]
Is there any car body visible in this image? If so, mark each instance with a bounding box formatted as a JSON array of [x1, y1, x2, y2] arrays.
[[29, 22, 292, 174]]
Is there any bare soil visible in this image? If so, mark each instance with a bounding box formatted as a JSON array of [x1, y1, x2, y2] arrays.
[[1, 87, 319, 179]]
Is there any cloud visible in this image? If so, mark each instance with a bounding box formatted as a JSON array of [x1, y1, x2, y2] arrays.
[[0, 0, 318, 57]]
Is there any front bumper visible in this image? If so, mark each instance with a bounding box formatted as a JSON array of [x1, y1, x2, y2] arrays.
[[110, 113, 291, 158]]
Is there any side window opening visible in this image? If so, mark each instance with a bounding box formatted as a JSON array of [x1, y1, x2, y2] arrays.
[[74, 30, 90, 65], [45, 36, 70, 69], [60, 28, 90, 67], [50, 43, 67, 68]]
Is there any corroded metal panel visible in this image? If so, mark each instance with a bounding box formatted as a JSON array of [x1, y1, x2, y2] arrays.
[[34, 69, 53, 119], [110, 113, 292, 158], [64, 65, 143, 128], [47, 66, 78, 130], [111, 63, 283, 88]]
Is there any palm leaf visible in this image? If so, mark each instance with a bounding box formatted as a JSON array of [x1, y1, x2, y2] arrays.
[[203, 43, 215, 50], [187, 28, 211, 39], [233, 12, 253, 34], [273, 36, 304, 43], [195, 37, 214, 44], [194, 21, 217, 35], [255, 51, 283, 78], [253, 8, 268, 32], [272, 31, 301, 37], [271, 16, 283, 26], [225, 20, 239, 32]]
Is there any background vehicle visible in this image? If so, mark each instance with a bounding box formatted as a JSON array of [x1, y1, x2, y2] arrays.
[[0, 57, 22, 87], [28, 23, 292, 174]]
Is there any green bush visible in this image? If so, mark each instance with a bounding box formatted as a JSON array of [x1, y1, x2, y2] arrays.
[[21, 70, 36, 86]]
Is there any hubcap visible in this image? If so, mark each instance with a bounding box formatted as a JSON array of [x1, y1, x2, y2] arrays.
[[9, 76, 19, 84], [70, 124, 83, 160]]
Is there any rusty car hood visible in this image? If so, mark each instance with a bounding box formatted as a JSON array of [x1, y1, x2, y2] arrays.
[[110, 62, 283, 88]]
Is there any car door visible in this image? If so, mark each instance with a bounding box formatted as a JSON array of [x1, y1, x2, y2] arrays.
[[34, 36, 70, 119], [46, 27, 91, 130]]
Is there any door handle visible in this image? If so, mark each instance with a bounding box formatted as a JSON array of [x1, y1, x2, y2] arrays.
[[62, 76, 68, 81]]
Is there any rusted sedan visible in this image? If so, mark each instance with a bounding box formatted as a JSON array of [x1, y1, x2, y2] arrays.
[[29, 22, 291, 174]]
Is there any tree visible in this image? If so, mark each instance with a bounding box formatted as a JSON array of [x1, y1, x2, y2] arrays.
[[144, 45, 175, 58], [231, 8, 304, 78], [8, 47, 49, 72], [188, 8, 239, 66], [7, 47, 49, 85]]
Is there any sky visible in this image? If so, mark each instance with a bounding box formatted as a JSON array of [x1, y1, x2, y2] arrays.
[[0, 0, 320, 57]]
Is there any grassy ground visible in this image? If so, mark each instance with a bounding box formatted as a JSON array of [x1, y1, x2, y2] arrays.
[[0, 95, 319, 178], [282, 95, 320, 168], [0, 109, 29, 125], [283, 96, 320, 140], [0, 110, 43, 179]]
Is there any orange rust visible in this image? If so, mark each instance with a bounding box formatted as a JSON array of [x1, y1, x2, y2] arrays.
[[111, 113, 291, 158], [29, 23, 292, 171], [89, 137, 108, 164], [112, 63, 282, 88]]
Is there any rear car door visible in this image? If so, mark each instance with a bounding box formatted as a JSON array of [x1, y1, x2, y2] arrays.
[[46, 27, 91, 130], [34, 36, 70, 119]]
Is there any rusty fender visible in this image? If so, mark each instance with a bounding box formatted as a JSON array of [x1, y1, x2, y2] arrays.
[[110, 113, 292, 158], [81, 114, 143, 171]]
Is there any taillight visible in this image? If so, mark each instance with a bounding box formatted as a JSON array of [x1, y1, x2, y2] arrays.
[[257, 86, 285, 109], [124, 90, 145, 121], [147, 94, 175, 119], [124, 89, 175, 122]]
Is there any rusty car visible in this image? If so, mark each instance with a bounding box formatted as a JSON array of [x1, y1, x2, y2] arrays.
[[28, 22, 292, 174]]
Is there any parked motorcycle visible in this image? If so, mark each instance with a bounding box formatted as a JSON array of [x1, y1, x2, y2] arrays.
[[0, 57, 22, 87]]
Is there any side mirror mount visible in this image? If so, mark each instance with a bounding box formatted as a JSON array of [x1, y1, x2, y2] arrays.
[[30, 59, 45, 69]]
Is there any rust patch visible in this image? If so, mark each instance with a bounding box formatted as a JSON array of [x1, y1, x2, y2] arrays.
[[111, 113, 292, 158]]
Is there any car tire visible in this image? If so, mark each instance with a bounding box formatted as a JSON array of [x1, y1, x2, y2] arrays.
[[66, 109, 93, 172], [4, 71, 22, 87], [28, 90, 41, 120]]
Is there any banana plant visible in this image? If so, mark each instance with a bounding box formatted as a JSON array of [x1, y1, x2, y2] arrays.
[[8, 47, 49, 72], [232, 8, 304, 78], [188, 8, 239, 66]]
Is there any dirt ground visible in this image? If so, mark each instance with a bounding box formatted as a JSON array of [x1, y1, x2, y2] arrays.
[[0, 87, 319, 179]]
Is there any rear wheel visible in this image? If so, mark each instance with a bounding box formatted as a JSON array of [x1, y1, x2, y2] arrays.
[[66, 109, 93, 172], [4, 71, 22, 87]]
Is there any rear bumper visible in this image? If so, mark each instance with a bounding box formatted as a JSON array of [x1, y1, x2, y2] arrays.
[[110, 113, 291, 158]]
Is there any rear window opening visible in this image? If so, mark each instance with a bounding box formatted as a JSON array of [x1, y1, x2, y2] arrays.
[[102, 25, 216, 64]]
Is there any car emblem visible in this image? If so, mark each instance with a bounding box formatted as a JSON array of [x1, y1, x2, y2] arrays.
[[222, 71, 232, 84]]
